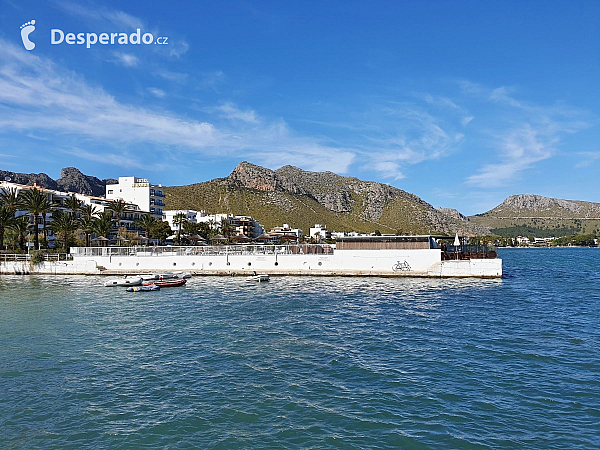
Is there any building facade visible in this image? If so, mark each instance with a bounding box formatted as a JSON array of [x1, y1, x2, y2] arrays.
[[105, 177, 165, 218]]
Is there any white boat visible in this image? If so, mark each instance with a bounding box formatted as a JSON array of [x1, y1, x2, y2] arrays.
[[247, 273, 270, 282], [173, 271, 192, 279], [127, 285, 160, 292], [157, 272, 178, 280], [138, 274, 159, 281], [104, 277, 143, 287]]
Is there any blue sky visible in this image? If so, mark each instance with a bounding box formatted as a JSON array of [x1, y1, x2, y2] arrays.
[[1, 0, 599, 215]]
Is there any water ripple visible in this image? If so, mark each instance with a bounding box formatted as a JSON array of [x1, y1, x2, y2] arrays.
[[0, 248, 599, 448]]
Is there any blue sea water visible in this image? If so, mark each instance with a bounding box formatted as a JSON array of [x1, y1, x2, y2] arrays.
[[0, 248, 599, 449]]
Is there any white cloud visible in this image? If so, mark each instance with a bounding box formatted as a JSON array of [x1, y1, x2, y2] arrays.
[[460, 80, 593, 188], [54, 1, 144, 29], [148, 87, 166, 98], [113, 52, 139, 67], [363, 104, 464, 179], [467, 126, 553, 188], [461, 116, 474, 126], [214, 102, 259, 124], [575, 151, 600, 168], [0, 41, 354, 174]]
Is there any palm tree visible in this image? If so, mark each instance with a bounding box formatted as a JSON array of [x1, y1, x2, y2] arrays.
[[220, 219, 235, 240], [173, 212, 188, 244], [39, 194, 56, 249], [0, 206, 14, 250], [0, 187, 19, 214], [49, 210, 78, 252], [135, 214, 157, 243], [92, 211, 115, 240], [64, 194, 82, 218], [79, 204, 100, 247], [9, 215, 29, 251], [109, 199, 129, 229], [17, 187, 47, 250]]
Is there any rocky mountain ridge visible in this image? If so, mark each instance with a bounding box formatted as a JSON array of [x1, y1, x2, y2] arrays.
[[166, 161, 486, 235], [479, 194, 600, 218], [469, 194, 600, 237], [0, 167, 116, 197]]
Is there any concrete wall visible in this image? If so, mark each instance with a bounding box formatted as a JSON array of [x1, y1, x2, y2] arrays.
[[1, 249, 502, 277]]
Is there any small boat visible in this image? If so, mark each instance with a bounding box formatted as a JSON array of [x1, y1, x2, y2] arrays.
[[173, 271, 192, 279], [138, 274, 159, 281], [157, 272, 178, 280], [126, 285, 160, 292], [143, 278, 186, 288], [104, 277, 143, 287], [247, 273, 270, 282]]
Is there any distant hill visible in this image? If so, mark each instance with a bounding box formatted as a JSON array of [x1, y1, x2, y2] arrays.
[[0, 167, 116, 197], [164, 161, 487, 236], [469, 194, 600, 237]]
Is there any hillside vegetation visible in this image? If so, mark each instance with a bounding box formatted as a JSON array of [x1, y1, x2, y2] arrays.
[[165, 162, 485, 235], [469, 194, 600, 237]]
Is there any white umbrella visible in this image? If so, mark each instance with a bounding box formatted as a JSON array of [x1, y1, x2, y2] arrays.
[[454, 232, 460, 246]]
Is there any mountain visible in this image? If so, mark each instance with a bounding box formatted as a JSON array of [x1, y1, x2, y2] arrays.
[[0, 167, 116, 197], [165, 161, 488, 235], [469, 194, 600, 237]]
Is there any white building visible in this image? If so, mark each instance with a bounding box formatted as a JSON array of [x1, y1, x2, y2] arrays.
[[309, 224, 331, 241], [0, 181, 142, 248], [269, 223, 303, 239], [105, 176, 165, 218], [163, 210, 198, 231]]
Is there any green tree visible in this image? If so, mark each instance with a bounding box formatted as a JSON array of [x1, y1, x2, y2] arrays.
[[17, 187, 47, 250], [64, 194, 83, 218], [93, 211, 115, 239], [39, 194, 56, 249], [79, 204, 100, 247], [135, 214, 158, 243], [0, 206, 14, 250], [173, 212, 188, 244], [49, 210, 79, 251], [9, 215, 30, 251], [150, 220, 172, 243], [196, 222, 212, 239], [0, 187, 19, 214], [109, 199, 129, 229], [220, 219, 235, 239]]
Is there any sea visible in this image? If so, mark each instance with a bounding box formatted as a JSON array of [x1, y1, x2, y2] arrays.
[[0, 248, 598, 449]]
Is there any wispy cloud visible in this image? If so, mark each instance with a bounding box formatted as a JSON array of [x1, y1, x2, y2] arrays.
[[212, 102, 259, 124], [467, 125, 554, 188], [575, 151, 600, 168], [359, 102, 465, 179], [53, 1, 189, 59], [53, 1, 144, 29], [460, 80, 593, 188], [112, 52, 139, 67], [148, 87, 166, 98], [156, 69, 189, 84], [0, 41, 355, 174]]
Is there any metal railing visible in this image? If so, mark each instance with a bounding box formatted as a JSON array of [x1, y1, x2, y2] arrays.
[[0, 253, 73, 262], [70, 244, 335, 258], [442, 244, 498, 260]]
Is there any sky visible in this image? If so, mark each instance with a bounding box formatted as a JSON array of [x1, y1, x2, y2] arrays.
[[0, 0, 599, 215]]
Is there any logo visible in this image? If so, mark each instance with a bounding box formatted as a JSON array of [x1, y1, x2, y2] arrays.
[[20, 20, 36, 50]]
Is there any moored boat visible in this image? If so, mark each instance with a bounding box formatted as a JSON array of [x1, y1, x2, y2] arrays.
[[138, 274, 159, 281], [126, 285, 160, 292], [247, 273, 270, 282], [143, 278, 186, 287], [104, 277, 143, 287]]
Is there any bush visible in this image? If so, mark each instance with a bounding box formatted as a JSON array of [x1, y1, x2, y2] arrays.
[[29, 250, 46, 267]]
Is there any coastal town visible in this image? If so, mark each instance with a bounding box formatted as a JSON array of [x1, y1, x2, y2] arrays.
[[0, 174, 597, 254]]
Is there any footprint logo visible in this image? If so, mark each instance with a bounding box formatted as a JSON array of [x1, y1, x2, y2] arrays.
[[20, 20, 36, 51]]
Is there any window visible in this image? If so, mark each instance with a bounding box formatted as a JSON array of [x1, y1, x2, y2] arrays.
[[108, 190, 113, 194]]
